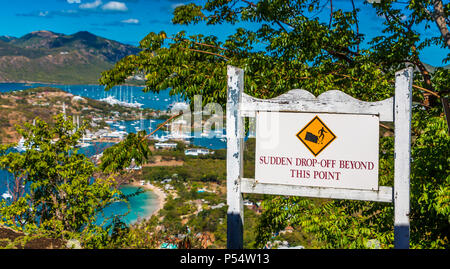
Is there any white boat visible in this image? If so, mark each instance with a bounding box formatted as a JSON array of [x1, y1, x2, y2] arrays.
[[82, 136, 93, 141], [2, 179, 12, 200], [1, 191, 12, 200], [103, 131, 128, 139], [100, 96, 143, 108], [76, 142, 92, 148], [14, 137, 27, 152], [155, 135, 168, 142]]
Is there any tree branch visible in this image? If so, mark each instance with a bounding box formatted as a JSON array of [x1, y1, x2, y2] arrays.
[[188, 48, 230, 60], [145, 112, 184, 139], [432, 0, 450, 48], [350, 0, 360, 51], [167, 36, 228, 51], [329, 0, 333, 27]]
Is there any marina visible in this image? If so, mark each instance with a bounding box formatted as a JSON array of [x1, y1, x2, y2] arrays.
[[0, 82, 227, 225]]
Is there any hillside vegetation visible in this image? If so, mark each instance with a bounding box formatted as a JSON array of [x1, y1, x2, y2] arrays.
[[0, 30, 140, 84]]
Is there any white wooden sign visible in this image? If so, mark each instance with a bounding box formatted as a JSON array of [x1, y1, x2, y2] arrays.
[[255, 112, 379, 191], [226, 65, 412, 249]]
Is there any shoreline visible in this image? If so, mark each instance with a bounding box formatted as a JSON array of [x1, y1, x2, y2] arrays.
[[0, 81, 145, 87], [129, 180, 166, 219]]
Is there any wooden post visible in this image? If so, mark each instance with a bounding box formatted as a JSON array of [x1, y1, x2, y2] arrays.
[[226, 65, 245, 249], [394, 67, 413, 249], [226, 65, 411, 249]]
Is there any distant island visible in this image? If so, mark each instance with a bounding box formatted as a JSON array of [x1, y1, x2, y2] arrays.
[[0, 30, 141, 84]]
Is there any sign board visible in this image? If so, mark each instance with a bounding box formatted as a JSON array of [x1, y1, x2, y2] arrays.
[[255, 112, 379, 191], [226, 65, 412, 249]]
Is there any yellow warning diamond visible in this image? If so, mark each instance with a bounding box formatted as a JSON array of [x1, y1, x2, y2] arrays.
[[296, 116, 336, 157]]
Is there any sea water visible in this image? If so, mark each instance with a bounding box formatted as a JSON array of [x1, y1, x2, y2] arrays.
[[0, 173, 157, 226], [98, 184, 160, 226]]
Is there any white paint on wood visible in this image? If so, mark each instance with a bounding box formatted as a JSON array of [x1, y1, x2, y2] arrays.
[[226, 65, 245, 249], [241, 178, 393, 203], [225, 65, 411, 249], [255, 112, 380, 191], [241, 89, 394, 121], [394, 67, 413, 249]]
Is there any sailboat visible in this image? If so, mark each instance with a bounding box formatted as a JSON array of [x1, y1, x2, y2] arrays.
[[1, 191, 12, 200], [2, 178, 12, 200], [77, 135, 92, 148], [14, 137, 27, 152], [75, 116, 91, 148]]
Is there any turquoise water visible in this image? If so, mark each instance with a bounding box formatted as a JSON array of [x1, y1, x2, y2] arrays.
[[0, 171, 157, 226], [0, 157, 157, 226], [98, 184, 159, 226]]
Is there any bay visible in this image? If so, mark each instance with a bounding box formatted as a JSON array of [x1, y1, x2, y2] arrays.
[[0, 82, 227, 225], [0, 82, 183, 110]]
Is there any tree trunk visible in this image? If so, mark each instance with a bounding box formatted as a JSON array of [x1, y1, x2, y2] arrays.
[[432, 0, 450, 48]]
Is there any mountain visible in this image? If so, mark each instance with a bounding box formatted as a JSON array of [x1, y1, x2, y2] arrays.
[[0, 30, 140, 84], [0, 35, 17, 43], [422, 62, 450, 73]]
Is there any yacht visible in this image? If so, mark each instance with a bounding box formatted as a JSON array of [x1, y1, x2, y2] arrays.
[[76, 142, 91, 148], [1, 191, 12, 200], [76, 134, 92, 148], [14, 137, 27, 152]]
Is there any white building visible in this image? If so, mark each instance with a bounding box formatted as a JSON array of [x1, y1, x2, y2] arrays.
[[184, 148, 214, 156]]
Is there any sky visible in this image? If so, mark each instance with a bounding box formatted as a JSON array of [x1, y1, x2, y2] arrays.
[[0, 0, 448, 66]]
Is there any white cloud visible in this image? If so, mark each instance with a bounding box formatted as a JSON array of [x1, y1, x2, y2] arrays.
[[121, 18, 139, 24], [101, 1, 128, 12], [79, 0, 102, 10], [67, 0, 81, 4], [171, 3, 185, 9]]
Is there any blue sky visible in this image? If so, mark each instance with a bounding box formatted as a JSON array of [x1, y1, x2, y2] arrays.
[[0, 0, 447, 66]]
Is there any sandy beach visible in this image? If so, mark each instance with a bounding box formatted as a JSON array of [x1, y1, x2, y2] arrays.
[[130, 180, 167, 218]]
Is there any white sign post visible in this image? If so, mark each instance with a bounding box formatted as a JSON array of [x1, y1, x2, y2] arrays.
[[226, 65, 412, 249]]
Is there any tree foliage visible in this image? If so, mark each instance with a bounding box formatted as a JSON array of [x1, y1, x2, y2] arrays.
[[0, 115, 152, 247], [100, 0, 448, 106], [99, 0, 449, 248], [99, 130, 151, 174]]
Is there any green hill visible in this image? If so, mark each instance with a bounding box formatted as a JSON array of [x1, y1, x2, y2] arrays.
[[0, 30, 140, 84]]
